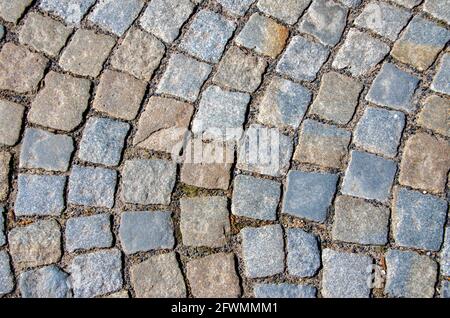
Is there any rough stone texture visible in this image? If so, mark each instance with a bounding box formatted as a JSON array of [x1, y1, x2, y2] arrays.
[[431, 53, 450, 96], [254, 283, 317, 298], [0, 207, 5, 246], [287, 228, 320, 278], [423, 0, 450, 24], [0, 25, 3, 40], [19, 265, 71, 298], [338, 0, 361, 7], [186, 253, 241, 298], [442, 229, 450, 277], [0, 99, 24, 146], [104, 290, 129, 298], [399, 133, 450, 194], [385, 249, 437, 298], [0, 152, 9, 203], [417, 95, 449, 137], [66, 214, 113, 252], [390, 0, 421, 8], [217, 0, 255, 16], [0, 250, 14, 296], [442, 281, 450, 299], [40, 0, 96, 25], [257, 0, 310, 25], [0, 0, 32, 23]]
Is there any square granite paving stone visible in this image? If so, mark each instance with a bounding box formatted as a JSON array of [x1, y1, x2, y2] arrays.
[[8, 219, 61, 270], [19, 128, 74, 172], [423, 0, 450, 24], [157, 53, 212, 102], [213, 46, 267, 93], [0, 207, 5, 246], [353, 107, 406, 158], [186, 253, 241, 298], [40, 0, 96, 25], [88, 0, 144, 36], [293, 119, 351, 170], [276, 35, 330, 82], [78, 117, 130, 166], [19, 12, 73, 57], [217, 0, 255, 16], [59, 29, 116, 78], [65, 214, 113, 252], [0, 43, 48, 94], [253, 283, 317, 298], [240, 224, 285, 278], [442, 229, 450, 277], [68, 249, 123, 298], [298, 0, 348, 47], [140, 0, 194, 43], [417, 95, 450, 137], [19, 265, 71, 298], [68, 165, 117, 209], [235, 13, 289, 59], [0, 100, 24, 146], [391, 16, 450, 71], [15, 175, 66, 217], [0, 0, 32, 23], [332, 29, 390, 77], [28, 71, 91, 132], [110, 28, 165, 82], [121, 159, 177, 205], [231, 174, 281, 221], [442, 281, 450, 299], [130, 252, 186, 298], [321, 249, 373, 298], [257, 77, 311, 130], [287, 228, 321, 278], [385, 249, 437, 298], [338, 0, 361, 7], [431, 53, 450, 96], [0, 152, 9, 202], [341, 150, 397, 202], [392, 187, 447, 252], [282, 170, 339, 223], [0, 250, 14, 296], [390, 0, 423, 9], [180, 196, 230, 248], [119, 211, 174, 254], [332, 195, 390, 246], [257, 0, 310, 25]]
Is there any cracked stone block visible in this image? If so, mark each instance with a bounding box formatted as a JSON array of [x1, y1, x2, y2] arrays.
[[385, 249, 437, 298], [399, 133, 450, 194], [0, 43, 47, 93], [431, 53, 450, 96], [332, 196, 389, 245], [111, 28, 165, 81], [140, 0, 194, 43], [119, 211, 174, 254], [88, 0, 144, 36], [20, 128, 74, 172], [442, 281, 450, 299], [40, 0, 96, 25], [15, 174, 66, 217], [217, 0, 255, 16], [294, 119, 351, 169], [0, 99, 24, 146], [69, 249, 123, 298], [298, 0, 347, 46], [322, 249, 372, 298], [257, 0, 310, 25], [19, 265, 71, 298], [257, 77, 311, 130], [68, 165, 117, 208], [417, 95, 449, 137], [59, 29, 115, 77], [366, 63, 419, 113], [0, 207, 5, 246], [187, 253, 241, 298], [28, 71, 91, 132], [0, 153, 9, 203], [192, 86, 250, 140], [180, 10, 235, 63], [287, 229, 320, 277], [19, 12, 72, 57], [0, 250, 14, 296], [424, 0, 450, 24], [391, 16, 450, 71], [342, 151, 397, 202], [276, 36, 329, 81], [241, 225, 284, 278], [9, 219, 61, 270], [0, 0, 32, 23], [79, 117, 130, 166], [282, 170, 338, 223], [254, 283, 317, 298], [232, 175, 281, 221], [180, 196, 230, 248], [213, 46, 267, 93], [354, 107, 406, 158], [236, 13, 289, 59], [157, 53, 212, 102], [390, 0, 422, 9], [332, 29, 389, 77], [66, 214, 113, 252], [122, 159, 176, 205], [392, 187, 447, 252], [338, 0, 361, 7], [442, 230, 450, 277], [130, 252, 186, 298]]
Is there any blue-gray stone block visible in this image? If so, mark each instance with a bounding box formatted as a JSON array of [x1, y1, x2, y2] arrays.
[[0, 250, 14, 296], [0, 25, 4, 40], [217, 0, 255, 16], [66, 214, 113, 252], [19, 265, 71, 298], [338, 0, 361, 7], [431, 53, 450, 96], [442, 229, 450, 276], [254, 283, 317, 298], [442, 280, 450, 299], [40, 0, 96, 25], [287, 228, 320, 277]]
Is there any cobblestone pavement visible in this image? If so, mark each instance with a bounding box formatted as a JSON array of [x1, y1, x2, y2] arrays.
[[0, 0, 449, 299]]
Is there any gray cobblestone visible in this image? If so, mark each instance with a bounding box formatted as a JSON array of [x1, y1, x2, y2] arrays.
[[0, 152, 9, 202], [0, 0, 32, 23], [0, 250, 14, 296], [442, 280, 450, 299], [423, 0, 450, 24], [417, 95, 449, 137], [66, 214, 113, 252], [257, 0, 310, 25], [40, 0, 96, 25], [0, 207, 5, 246], [431, 53, 450, 96], [441, 229, 450, 277], [287, 228, 320, 277], [390, 0, 421, 8], [0, 99, 24, 146], [217, 0, 255, 16], [19, 265, 71, 298], [254, 283, 317, 298]]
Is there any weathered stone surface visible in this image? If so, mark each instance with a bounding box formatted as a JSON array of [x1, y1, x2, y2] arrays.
[[15, 174, 66, 217], [385, 249, 437, 298], [187, 253, 241, 298], [442, 229, 450, 277], [423, 0, 450, 24], [257, 0, 310, 25], [241, 225, 284, 278], [0, 99, 24, 146], [103, 290, 129, 298], [0, 152, 9, 203], [20, 128, 74, 172], [9, 220, 61, 270], [121, 159, 176, 205], [417, 95, 449, 137], [287, 228, 320, 277], [442, 281, 450, 299], [0, 0, 32, 23], [254, 283, 317, 298], [217, 0, 255, 16], [40, 0, 96, 25], [28, 71, 91, 131], [0, 250, 14, 296], [332, 196, 389, 245], [66, 214, 113, 252], [19, 265, 71, 298], [0, 206, 5, 246], [0, 25, 3, 40], [431, 53, 450, 96], [338, 0, 361, 7], [399, 133, 450, 193], [390, 0, 421, 8], [119, 211, 174, 254], [130, 252, 186, 298]]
